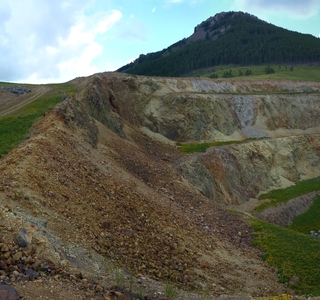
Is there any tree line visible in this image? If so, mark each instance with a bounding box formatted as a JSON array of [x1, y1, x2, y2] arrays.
[[118, 12, 320, 77]]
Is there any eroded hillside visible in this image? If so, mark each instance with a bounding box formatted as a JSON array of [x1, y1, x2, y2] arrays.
[[1, 73, 320, 299], [70, 73, 320, 205]]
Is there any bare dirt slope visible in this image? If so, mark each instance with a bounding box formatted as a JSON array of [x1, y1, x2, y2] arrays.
[[1, 73, 315, 299]]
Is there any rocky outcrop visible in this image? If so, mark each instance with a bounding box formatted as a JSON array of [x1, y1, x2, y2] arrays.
[[76, 75, 320, 143], [177, 135, 320, 204], [2, 86, 31, 95], [64, 73, 320, 205], [175, 156, 214, 199], [140, 91, 320, 142], [255, 192, 319, 227]]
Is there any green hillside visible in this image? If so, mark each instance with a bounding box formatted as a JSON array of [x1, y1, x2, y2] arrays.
[[118, 11, 320, 77], [201, 64, 320, 82]]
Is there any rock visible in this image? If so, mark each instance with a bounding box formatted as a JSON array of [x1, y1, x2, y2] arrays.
[[95, 284, 104, 292], [0, 283, 20, 300], [1, 86, 31, 95], [175, 157, 214, 199], [15, 228, 32, 247], [24, 269, 40, 280], [12, 252, 22, 261], [114, 291, 130, 300], [101, 221, 111, 230], [0, 262, 6, 270], [0, 245, 9, 252], [4, 258, 14, 266], [11, 270, 20, 277]]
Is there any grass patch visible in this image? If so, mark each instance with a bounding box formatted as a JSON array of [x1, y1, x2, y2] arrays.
[[198, 64, 320, 82], [165, 284, 178, 299], [177, 138, 263, 153], [255, 176, 320, 212], [251, 218, 320, 295], [288, 196, 320, 234], [0, 82, 76, 157]]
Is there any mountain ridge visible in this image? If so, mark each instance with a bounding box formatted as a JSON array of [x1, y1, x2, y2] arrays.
[[118, 11, 320, 76]]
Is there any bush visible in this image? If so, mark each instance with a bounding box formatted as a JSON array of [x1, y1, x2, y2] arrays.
[[209, 73, 219, 78], [265, 65, 275, 74], [222, 69, 233, 78]]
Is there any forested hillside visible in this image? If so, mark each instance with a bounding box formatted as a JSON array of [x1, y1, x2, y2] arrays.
[[118, 11, 320, 77]]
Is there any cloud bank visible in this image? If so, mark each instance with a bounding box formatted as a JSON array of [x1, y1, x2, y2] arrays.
[[232, 0, 319, 18], [0, 0, 121, 83]]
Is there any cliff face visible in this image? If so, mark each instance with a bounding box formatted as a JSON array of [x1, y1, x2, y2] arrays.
[[181, 135, 320, 204], [82, 74, 320, 141], [76, 73, 320, 205]]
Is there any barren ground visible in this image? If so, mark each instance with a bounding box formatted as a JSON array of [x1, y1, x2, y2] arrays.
[[1, 75, 315, 299]]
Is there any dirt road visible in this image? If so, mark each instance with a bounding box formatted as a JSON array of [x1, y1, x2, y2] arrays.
[[0, 86, 50, 116]]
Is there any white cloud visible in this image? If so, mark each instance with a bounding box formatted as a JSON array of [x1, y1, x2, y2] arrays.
[[232, 0, 320, 18], [0, 0, 122, 83], [166, 0, 204, 4], [115, 18, 149, 42], [152, 7, 156, 13]]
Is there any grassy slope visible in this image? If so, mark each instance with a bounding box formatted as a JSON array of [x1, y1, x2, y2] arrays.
[[195, 64, 320, 82], [252, 218, 320, 296], [255, 176, 320, 212], [0, 82, 75, 157], [288, 196, 320, 234]]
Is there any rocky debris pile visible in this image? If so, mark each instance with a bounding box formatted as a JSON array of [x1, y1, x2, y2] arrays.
[[309, 230, 320, 237], [0, 229, 67, 283], [0, 224, 172, 300], [1, 86, 31, 95]]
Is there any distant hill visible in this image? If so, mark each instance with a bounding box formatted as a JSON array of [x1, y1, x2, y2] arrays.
[[118, 11, 320, 77]]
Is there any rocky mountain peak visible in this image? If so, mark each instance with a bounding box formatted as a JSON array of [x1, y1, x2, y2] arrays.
[[188, 11, 259, 42]]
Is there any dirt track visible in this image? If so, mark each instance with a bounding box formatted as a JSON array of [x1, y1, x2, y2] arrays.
[[0, 86, 50, 116]]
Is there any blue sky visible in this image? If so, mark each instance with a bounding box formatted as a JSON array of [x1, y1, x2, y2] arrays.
[[1, 0, 319, 83]]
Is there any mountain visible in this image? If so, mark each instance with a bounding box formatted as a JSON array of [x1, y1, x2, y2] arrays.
[[118, 11, 320, 77]]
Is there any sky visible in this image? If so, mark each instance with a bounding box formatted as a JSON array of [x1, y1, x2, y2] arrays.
[[1, 0, 320, 84]]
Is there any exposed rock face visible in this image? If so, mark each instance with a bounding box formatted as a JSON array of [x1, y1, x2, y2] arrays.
[[72, 74, 320, 205], [78, 75, 320, 143], [189, 12, 260, 42], [192, 135, 320, 204], [138, 86, 320, 142], [175, 156, 214, 199]]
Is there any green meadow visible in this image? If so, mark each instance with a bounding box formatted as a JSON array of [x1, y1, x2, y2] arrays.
[[251, 217, 320, 296], [199, 64, 320, 82], [177, 140, 245, 153], [252, 178, 320, 295], [0, 82, 76, 157]]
